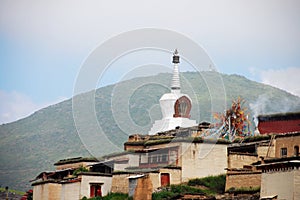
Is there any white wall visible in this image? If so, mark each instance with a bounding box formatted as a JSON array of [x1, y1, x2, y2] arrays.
[[295, 170, 300, 200], [261, 169, 299, 200], [33, 183, 61, 200], [61, 182, 81, 200], [181, 142, 228, 181], [113, 154, 139, 170], [106, 153, 140, 171], [79, 175, 112, 198]]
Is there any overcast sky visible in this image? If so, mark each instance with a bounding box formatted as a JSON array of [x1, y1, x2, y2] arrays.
[[0, 0, 300, 124]]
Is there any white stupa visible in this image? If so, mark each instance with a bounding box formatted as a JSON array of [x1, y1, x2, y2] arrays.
[[149, 50, 197, 135]]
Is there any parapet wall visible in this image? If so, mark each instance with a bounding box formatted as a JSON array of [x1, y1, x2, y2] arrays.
[[228, 153, 258, 169]]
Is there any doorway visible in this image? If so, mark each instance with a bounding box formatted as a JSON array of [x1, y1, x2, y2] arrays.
[[161, 173, 170, 187]]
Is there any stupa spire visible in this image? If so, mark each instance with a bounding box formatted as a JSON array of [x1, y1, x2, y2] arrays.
[[148, 49, 197, 135], [171, 49, 180, 90]]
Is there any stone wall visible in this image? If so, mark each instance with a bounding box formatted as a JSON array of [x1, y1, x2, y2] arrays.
[[111, 174, 130, 193], [227, 154, 258, 169], [33, 182, 61, 200], [181, 143, 228, 182], [225, 171, 261, 191]]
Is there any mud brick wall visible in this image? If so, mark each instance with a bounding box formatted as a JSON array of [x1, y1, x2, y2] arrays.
[[111, 174, 129, 194], [133, 176, 153, 200], [225, 172, 261, 191]]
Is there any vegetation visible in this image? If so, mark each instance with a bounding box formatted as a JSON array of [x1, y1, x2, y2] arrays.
[[144, 138, 173, 146], [226, 187, 260, 194], [152, 184, 208, 200], [187, 174, 226, 194], [1, 71, 300, 191], [0, 187, 25, 196], [55, 157, 98, 165], [233, 135, 271, 143], [72, 165, 89, 176], [152, 190, 180, 200], [153, 174, 226, 199], [126, 137, 232, 147]]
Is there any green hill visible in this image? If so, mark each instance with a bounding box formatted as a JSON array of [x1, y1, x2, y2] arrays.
[[1, 71, 300, 191]]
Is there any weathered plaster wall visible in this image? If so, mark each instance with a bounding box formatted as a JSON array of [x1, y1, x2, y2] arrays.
[[160, 168, 181, 185], [61, 182, 80, 200], [149, 168, 182, 191], [79, 175, 112, 198], [181, 143, 227, 182], [261, 169, 299, 200], [295, 170, 300, 200], [33, 182, 61, 200], [228, 154, 258, 169], [113, 154, 140, 171]]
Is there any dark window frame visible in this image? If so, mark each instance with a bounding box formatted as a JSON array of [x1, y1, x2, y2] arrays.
[[280, 147, 287, 157], [294, 146, 299, 156]]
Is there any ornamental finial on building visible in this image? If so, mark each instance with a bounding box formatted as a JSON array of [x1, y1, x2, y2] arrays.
[[174, 49, 178, 55], [171, 49, 180, 90], [172, 49, 180, 64]]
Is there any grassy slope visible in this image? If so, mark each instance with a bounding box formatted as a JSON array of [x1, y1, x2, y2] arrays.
[[152, 174, 259, 199], [152, 174, 226, 200], [0, 71, 299, 191]]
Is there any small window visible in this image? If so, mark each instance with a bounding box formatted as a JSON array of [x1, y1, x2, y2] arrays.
[[280, 148, 287, 157], [294, 146, 299, 157], [152, 155, 158, 163]]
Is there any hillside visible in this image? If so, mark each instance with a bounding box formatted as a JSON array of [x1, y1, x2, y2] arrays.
[[1, 71, 300, 191]]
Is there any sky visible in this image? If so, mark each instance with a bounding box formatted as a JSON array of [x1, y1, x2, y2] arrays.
[[0, 0, 300, 124]]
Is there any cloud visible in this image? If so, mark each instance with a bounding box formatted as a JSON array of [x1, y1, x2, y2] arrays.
[[260, 67, 300, 97], [0, 90, 67, 124]]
